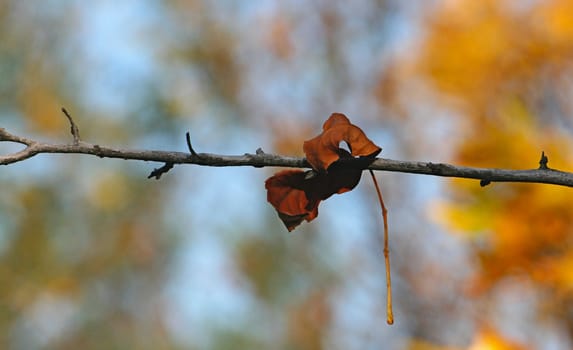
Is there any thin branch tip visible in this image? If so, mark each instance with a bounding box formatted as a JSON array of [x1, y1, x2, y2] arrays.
[[61, 107, 81, 144], [185, 132, 199, 157]]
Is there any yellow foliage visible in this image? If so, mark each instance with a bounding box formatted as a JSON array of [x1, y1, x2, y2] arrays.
[[45, 275, 79, 295], [534, 0, 573, 45], [421, 1, 510, 101], [87, 172, 130, 211], [468, 328, 528, 350], [416, 0, 573, 321], [418, 0, 573, 110], [405, 338, 463, 350], [18, 59, 67, 134], [436, 178, 573, 291], [431, 197, 496, 236], [455, 97, 573, 169]]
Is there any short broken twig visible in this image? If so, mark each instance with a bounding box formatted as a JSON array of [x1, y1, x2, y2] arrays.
[[539, 151, 549, 170], [148, 162, 174, 180], [61, 107, 81, 145]]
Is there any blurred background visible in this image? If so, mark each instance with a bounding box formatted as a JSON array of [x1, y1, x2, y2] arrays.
[[1, 0, 573, 349]]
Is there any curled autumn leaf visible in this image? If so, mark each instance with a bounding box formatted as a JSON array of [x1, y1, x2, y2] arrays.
[[265, 170, 320, 231], [303, 113, 381, 172], [265, 151, 363, 231], [265, 113, 381, 231]]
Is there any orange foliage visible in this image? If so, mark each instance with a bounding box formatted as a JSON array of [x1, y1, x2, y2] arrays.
[[468, 328, 529, 350], [418, 0, 573, 110], [401, 0, 573, 340], [421, 0, 573, 287]]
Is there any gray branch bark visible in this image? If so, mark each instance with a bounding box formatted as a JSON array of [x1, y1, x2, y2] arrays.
[[1, 126, 572, 187]]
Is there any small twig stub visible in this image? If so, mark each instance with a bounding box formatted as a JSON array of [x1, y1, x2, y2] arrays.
[[148, 162, 175, 180], [61, 107, 81, 145], [185, 132, 199, 157], [539, 151, 549, 170], [480, 179, 491, 187]]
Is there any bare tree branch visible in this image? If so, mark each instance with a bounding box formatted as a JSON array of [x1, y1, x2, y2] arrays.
[[1, 111, 572, 187]]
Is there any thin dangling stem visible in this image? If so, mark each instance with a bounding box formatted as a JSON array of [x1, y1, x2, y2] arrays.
[[369, 170, 393, 325]]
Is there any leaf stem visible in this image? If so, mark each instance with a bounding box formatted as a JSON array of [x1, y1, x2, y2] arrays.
[[369, 170, 393, 325]]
